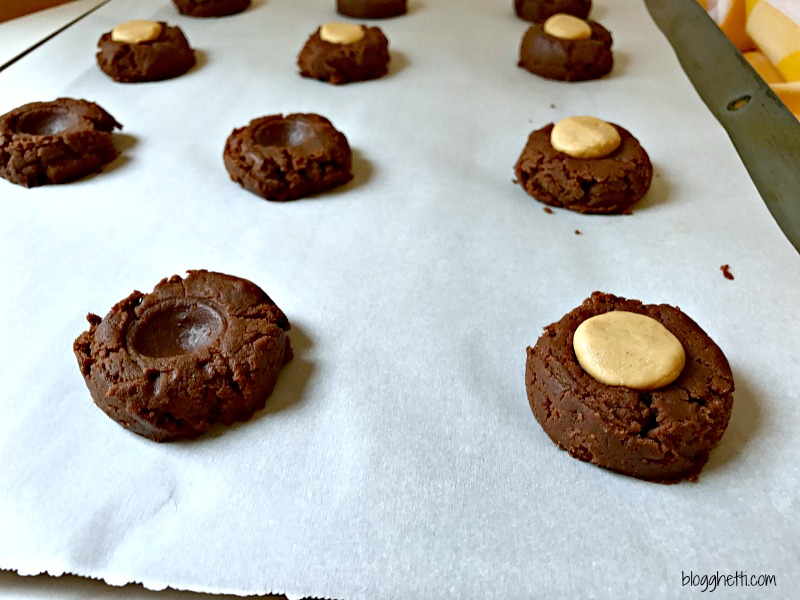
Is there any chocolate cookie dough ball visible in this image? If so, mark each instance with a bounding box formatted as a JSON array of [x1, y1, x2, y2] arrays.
[[515, 0, 591, 23], [526, 292, 734, 483], [96, 20, 196, 83], [172, 0, 250, 17], [298, 22, 390, 85], [223, 113, 353, 201], [74, 270, 292, 442], [0, 98, 121, 187], [519, 14, 612, 81], [337, 0, 407, 19], [514, 116, 652, 214]]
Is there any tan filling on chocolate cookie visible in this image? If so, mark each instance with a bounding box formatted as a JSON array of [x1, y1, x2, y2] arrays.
[[320, 22, 366, 44], [111, 20, 163, 44], [573, 310, 686, 390], [543, 14, 592, 40], [550, 116, 621, 159]]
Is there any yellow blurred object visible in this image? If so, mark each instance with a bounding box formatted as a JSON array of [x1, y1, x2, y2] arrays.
[[701, 0, 800, 120], [705, 0, 754, 51], [744, 50, 785, 84], [746, 0, 800, 81], [773, 82, 800, 119]]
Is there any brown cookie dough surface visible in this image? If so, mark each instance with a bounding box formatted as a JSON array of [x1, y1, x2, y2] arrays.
[[0, 98, 120, 187], [298, 25, 390, 85], [224, 113, 353, 201], [526, 292, 734, 483], [518, 20, 612, 81], [74, 270, 292, 442], [337, 0, 407, 19], [172, 0, 250, 17], [515, 0, 591, 22], [96, 22, 196, 83], [514, 122, 652, 214]]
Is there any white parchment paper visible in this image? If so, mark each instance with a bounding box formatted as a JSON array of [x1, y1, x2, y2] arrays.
[[1, 0, 799, 598]]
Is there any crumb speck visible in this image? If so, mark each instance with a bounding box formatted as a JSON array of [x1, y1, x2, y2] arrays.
[[720, 264, 734, 280], [543, 207, 553, 214], [574, 229, 581, 235]]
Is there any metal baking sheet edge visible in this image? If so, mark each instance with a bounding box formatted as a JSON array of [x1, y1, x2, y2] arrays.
[[0, 0, 111, 73]]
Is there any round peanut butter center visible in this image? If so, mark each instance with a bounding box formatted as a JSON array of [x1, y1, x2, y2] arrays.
[[320, 22, 365, 44], [543, 14, 592, 41], [550, 116, 622, 159], [111, 20, 163, 44], [573, 311, 686, 390]]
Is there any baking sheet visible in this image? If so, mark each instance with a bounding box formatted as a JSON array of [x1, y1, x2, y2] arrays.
[[0, 0, 107, 68], [1, 0, 799, 598]]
